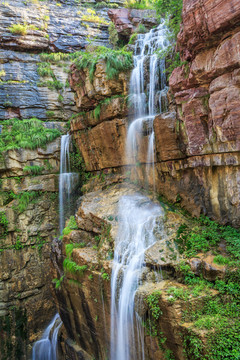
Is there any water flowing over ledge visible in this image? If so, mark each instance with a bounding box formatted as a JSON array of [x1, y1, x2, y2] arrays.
[[110, 22, 169, 360], [32, 314, 62, 360]]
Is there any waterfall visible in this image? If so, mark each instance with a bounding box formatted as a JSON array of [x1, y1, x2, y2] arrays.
[[127, 22, 168, 183], [59, 134, 79, 234], [32, 314, 62, 360], [110, 23, 168, 360], [110, 196, 164, 360]]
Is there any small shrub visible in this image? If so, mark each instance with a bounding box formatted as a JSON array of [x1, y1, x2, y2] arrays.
[[81, 9, 109, 25], [8, 23, 38, 35], [13, 191, 40, 213], [108, 22, 119, 48], [128, 32, 138, 45]]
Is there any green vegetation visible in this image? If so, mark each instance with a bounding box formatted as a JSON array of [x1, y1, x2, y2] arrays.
[[73, 46, 133, 82], [0, 118, 61, 152], [37, 79, 64, 90], [23, 165, 44, 176], [69, 139, 91, 184], [108, 21, 119, 48], [175, 215, 240, 261], [125, 0, 154, 10], [52, 275, 65, 289], [8, 23, 39, 35], [63, 258, 88, 275], [62, 215, 78, 236], [128, 33, 138, 45], [0, 211, 8, 238], [81, 9, 109, 25], [65, 242, 86, 258], [155, 0, 184, 79], [37, 62, 54, 77], [13, 191, 40, 213]]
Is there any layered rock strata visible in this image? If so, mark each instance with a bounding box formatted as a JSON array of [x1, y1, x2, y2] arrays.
[[70, 3, 240, 226], [0, 128, 62, 359], [0, 0, 112, 121]]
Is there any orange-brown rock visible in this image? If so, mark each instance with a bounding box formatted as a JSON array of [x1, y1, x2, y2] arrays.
[[70, 61, 129, 110], [154, 112, 185, 161]]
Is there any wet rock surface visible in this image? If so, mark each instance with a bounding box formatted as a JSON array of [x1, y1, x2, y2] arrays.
[[0, 126, 62, 358]]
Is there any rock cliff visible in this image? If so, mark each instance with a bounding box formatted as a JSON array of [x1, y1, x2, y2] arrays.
[[0, 121, 63, 359], [70, 1, 240, 227]]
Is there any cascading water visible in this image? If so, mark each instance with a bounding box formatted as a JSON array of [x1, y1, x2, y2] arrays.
[[111, 23, 168, 360], [127, 22, 168, 186], [110, 196, 164, 360], [32, 314, 62, 360], [59, 134, 79, 234]]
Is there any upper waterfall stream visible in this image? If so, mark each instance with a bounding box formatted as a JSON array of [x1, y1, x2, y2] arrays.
[[110, 23, 168, 360], [59, 134, 79, 234]]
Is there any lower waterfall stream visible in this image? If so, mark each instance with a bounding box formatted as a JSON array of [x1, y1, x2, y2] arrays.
[[32, 314, 62, 360], [110, 195, 165, 360]]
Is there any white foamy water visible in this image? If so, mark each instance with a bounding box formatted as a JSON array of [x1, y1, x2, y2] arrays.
[[127, 22, 168, 179], [59, 134, 79, 234], [32, 313, 62, 360], [110, 195, 165, 360], [110, 23, 168, 360]]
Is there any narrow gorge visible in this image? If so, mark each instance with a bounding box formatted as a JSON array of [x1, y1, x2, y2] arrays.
[[0, 0, 240, 360]]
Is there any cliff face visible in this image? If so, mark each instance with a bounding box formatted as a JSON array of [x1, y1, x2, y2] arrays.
[[71, 1, 240, 227], [0, 127, 63, 359], [51, 2, 240, 360], [0, 0, 112, 122], [163, 0, 240, 227]]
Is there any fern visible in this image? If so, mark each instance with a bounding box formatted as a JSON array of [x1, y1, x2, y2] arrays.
[[73, 46, 133, 82], [63, 258, 87, 275], [0, 118, 61, 152]]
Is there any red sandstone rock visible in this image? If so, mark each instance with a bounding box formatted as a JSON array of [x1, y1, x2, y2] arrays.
[[178, 0, 240, 59], [108, 8, 157, 36]]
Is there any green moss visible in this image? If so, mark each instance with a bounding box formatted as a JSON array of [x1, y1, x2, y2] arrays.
[[0, 211, 8, 238]]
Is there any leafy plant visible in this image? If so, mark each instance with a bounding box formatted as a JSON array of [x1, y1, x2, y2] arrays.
[[73, 46, 133, 82], [13, 191, 40, 213], [154, 0, 184, 79], [52, 275, 65, 289], [0, 211, 8, 238], [62, 216, 78, 236], [0, 118, 61, 152], [63, 258, 87, 275], [23, 165, 44, 176], [81, 9, 109, 25]]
